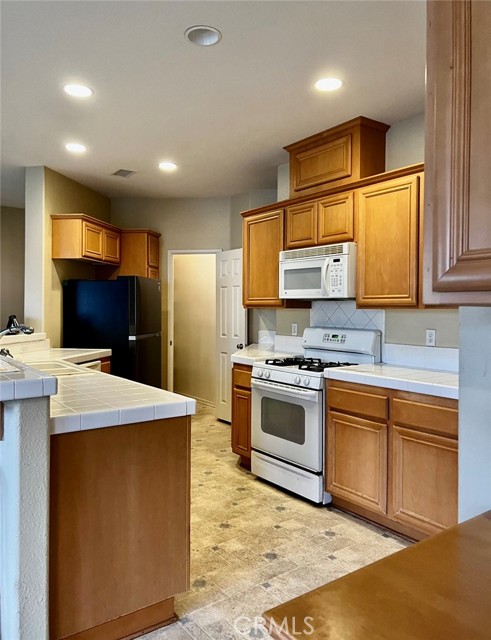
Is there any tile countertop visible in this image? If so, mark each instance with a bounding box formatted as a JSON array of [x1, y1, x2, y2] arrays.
[[231, 343, 300, 366], [1, 349, 196, 434], [0, 356, 57, 401], [324, 364, 458, 399]]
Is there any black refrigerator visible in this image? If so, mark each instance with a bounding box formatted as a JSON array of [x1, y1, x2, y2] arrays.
[[62, 276, 162, 388]]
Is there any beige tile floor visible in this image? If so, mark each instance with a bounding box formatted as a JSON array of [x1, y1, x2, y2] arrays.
[[141, 404, 409, 640]]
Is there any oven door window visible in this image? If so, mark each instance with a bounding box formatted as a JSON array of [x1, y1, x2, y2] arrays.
[[261, 397, 305, 444]]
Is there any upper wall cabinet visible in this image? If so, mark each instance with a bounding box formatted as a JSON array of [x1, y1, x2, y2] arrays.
[[424, 0, 491, 305], [285, 191, 355, 249], [242, 209, 285, 307], [119, 229, 161, 279], [52, 214, 121, 265], [284, 117, 389, 198], [357, 173, 422, 307]]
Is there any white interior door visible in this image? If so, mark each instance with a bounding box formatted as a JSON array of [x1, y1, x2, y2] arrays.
[[216, 248, 247, 422]]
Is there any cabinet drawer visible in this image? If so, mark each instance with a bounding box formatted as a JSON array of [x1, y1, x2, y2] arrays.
[[233, 364, 252, 389], [392, 398, 458, 438], [327, 386, 388, 421]]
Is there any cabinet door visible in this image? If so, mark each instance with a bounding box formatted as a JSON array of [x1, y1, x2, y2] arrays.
[[231, 386, 251, 458], [147, 267, 159, 279], [147, 234, 160, 268], [243, 210, 284, 307], [357, 175, 420, 307], [327, 411, 387, 515], [390, 425, 458, 535], [424, 0, 491, 305], [82, 222, 103, 260], [103, 229, 120, 264], [317, 191, 354, 245], [285, 202, 317, 248]]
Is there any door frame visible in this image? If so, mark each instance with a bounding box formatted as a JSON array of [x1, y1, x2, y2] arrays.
[[167, 249, 221, 392]]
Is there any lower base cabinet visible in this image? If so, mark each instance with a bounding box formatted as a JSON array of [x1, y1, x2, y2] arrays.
[[326, 380, 458, 539], [231, 364, 252, 468], [49, 417, 190, 640]]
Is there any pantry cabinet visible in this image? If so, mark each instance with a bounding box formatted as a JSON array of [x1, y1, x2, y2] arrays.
[[326, 380, 458, 539], [231, 364, 252, 468], [424, 0, 491, 305], [356, 173, 421, 307], [52, 214, 121, 265], [119, 229, 161, 279], [242, 209, 285, 307]]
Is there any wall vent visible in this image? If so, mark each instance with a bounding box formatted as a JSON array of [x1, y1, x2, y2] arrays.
[[112, 169, 138, 178]]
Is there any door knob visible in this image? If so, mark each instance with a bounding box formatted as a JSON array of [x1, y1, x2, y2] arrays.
[[236, 343, 244, 349]]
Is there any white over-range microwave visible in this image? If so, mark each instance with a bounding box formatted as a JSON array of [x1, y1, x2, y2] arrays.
[[279, 242, 357, 299]]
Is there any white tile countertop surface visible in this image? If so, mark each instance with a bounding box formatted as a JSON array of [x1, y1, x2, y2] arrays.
[[50, 371, 196, 435], [324, 364, 459, 399], [1, 347, 196, 433], [0, 356, 57, 401]]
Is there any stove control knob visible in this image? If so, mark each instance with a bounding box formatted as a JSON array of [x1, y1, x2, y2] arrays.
[[264, 370, 271, 379], [257, 369, 263, 378], [294, 375, 301, 385], [303, 377, 311, 386]]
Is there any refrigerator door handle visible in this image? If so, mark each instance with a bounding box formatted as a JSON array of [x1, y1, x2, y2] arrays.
[[129, 333, 161, 340]]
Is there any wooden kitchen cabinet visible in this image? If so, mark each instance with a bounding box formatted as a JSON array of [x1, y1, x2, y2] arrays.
[[285, 192, 354, 249], [389, 395, 458, 536], [326, 385, 389, 516], [231, 364, 252, 468], [326, 380, 458, 540], [119, 229, 161, 279], [284, 116, 389, 198], [49, 416, 190, 640], [356, 173, 421, 307], [52, 214, 121, 265], [242, 209, 285, 307], [424, 0, 491, 305]]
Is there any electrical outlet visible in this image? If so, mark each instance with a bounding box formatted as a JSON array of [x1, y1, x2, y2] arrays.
[[426, 329, 436, 347], [291, 323, 298, 336]]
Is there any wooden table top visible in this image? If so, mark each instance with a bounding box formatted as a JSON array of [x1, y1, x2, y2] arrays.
[[263, 511, 491, 640]]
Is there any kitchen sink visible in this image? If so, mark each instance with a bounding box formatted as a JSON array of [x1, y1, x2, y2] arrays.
[[27, 360, 96, 376]]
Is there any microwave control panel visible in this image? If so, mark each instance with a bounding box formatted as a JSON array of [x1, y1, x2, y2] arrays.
[[328, 256, 347, 296]]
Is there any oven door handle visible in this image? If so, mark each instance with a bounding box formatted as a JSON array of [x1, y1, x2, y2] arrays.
[[251, 378, 320, 401]]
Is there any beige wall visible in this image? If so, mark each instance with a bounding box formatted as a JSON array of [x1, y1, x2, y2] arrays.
[[24, 167, 111, 345], [385, 309, 459, 348], [275, 308, 311, 337], [111, 196, 233, 388], [173, 253, 216, 403], [0, 206, 25, 324]]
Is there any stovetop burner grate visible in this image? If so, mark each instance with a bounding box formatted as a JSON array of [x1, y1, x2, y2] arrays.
[[264, 356, 357, 373]]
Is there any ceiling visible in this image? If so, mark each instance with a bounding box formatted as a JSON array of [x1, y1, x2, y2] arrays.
[[0, 0, 426, 209]]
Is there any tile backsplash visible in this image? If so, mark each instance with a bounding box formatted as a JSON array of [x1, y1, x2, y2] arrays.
[[310, 301, 385, 333]]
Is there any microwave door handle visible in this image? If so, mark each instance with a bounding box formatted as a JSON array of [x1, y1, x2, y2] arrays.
[[321, 257, 330, 296]]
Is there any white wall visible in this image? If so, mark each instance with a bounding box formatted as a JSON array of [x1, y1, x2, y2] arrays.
[[458, 307, 491, 521]]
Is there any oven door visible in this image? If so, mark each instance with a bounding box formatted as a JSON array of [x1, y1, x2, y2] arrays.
[[251, 378, 323, 472]]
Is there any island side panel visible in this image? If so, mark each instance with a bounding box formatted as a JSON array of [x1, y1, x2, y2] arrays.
[[49, 416, 190, 640]]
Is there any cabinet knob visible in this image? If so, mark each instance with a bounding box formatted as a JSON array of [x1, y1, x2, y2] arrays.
[[236, 343, 244, 349]]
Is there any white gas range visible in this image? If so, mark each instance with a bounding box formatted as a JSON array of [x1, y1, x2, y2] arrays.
[[251, 327, 381, 504]]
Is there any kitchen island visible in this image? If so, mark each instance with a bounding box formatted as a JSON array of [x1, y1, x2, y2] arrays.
[[0, 353, 195, 640]]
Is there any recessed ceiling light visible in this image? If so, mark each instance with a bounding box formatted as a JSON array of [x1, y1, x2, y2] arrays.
[[158, 161, 177, 172], [185, 25, 222, 46], [314, 78, 343, 92], [65, 142, 87, 154], [63, 83, 93, 98]]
